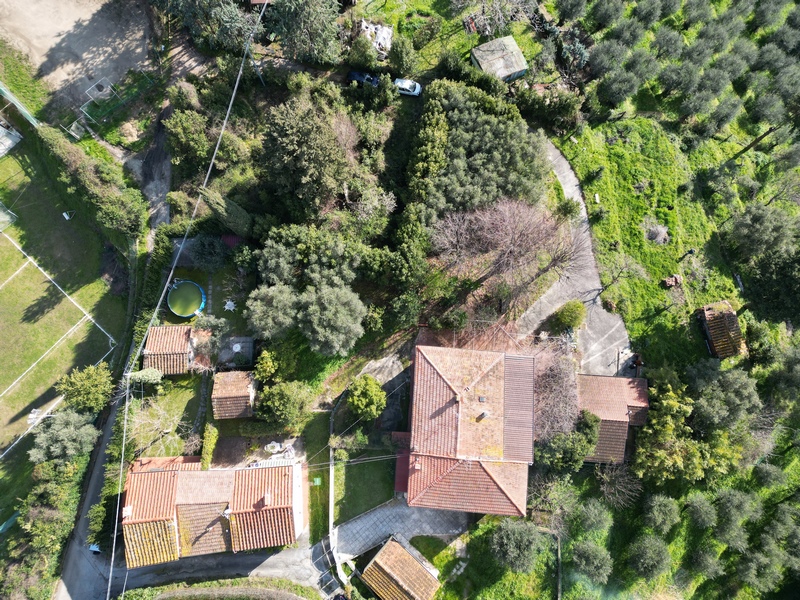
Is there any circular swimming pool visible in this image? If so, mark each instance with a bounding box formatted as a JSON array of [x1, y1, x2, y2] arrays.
[[167, 280, 206, 318]]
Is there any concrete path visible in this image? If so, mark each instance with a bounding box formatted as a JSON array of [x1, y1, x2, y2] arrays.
[[333, 498, 469, 561], [517, 140, 634, 375]]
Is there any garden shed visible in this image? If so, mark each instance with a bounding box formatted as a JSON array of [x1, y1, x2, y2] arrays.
[[211, 371, 256, 419], [470, 36, 528, 82], [361, 535, 440, 600], [696, 301, 745, 359]]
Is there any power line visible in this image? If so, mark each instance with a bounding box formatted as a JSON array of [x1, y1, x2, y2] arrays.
[[306, 453, 398, 472], [104, 4, 270, 598]]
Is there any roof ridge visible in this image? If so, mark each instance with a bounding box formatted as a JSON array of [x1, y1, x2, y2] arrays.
[[417, 347, 459, 396], [466, 353, 505, 391], [480, 461, 526, 516]]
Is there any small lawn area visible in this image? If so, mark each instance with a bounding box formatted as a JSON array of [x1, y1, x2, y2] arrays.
[[118, 576, 319, 600], [303, 412, 331, 544], [411, 517, 557, 600], [556, 118, 741, 368], [333, 449, 395, 525]]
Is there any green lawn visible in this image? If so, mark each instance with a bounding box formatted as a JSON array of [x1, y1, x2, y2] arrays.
[[0, 38, 51, 117], [556, 118, 741, 367], [303, 412, 331, 543], [334, 449, 395, 524], [134, 374, 203, 457], [411, 518, 557, 600]]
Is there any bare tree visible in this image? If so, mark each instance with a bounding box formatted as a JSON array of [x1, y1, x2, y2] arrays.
[[595, 463, 643, 509], [535, 355, 579, 442], [183, 432, 202, 455], [601, 254, 648, 292], [432, 211, 477, 266], [131, 402, 191, 457]]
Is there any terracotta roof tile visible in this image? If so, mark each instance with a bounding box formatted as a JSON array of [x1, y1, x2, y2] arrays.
[[698, 301, 745, 359], [230, 466, 293, 512], [362, 538, 440, 600], [176, 470, 235, 505], [142, 326, 192, 375], [408, 346, 535, 516], [229, 507, 295, 552], [407, 455, 526, 516], [123, 520, 179, 569], [131, 456, 202, 472], [410, 348, 459, 457], [211, 371, 255, 419], [577, 375, 648, 464], [123, 462, 297, 568], [503, 355, 535, 462], [123, 471, 179, 523], [585, 420, 628, 463], [577, 375, 649, 422], [176, 503, 232, 557]]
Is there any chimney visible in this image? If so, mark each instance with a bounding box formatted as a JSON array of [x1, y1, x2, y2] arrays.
[[263, 491, 272, 506], [477, 411, 490, 422], [478, 396, 487, 403], [413, 457, 422, 470], [122, 506, 133, 519]]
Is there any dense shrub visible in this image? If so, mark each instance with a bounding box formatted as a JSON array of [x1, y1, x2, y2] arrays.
[[553, 300, 587, 331], [201, 422, 219, 469], [257, 381, 314, 434], [644, 494, 681, 535], [347, 374, 387, 420], [491, 518, 545, 573], [685, 493, 717, 529], [629, 535, 671, 577], [571, 540, 613, 584]]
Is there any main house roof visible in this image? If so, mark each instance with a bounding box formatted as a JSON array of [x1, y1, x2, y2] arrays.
[[142, 325, 193, 375], [211, 371, 255, 419], [577, 375, 649, 463], [361, 536, 441, 600], [122, 458, 296, 568], [407, 346, 534, 517]]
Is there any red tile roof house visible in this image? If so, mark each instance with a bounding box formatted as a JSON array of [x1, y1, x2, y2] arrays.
[[121, 456, 304, 568], [577, 375, 649, 463], [406, 346, 535, 517], [142, 325, 195, 376], [211, 371, 256, 419]]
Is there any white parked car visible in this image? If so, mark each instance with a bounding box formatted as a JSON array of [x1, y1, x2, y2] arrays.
[[394, 78, 422, 96]]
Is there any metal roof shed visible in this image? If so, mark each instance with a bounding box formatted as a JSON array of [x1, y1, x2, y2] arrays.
[[470, 36, 529, 82]]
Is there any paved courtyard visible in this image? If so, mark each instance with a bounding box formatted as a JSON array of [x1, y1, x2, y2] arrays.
[[334, 497, 469, 561]]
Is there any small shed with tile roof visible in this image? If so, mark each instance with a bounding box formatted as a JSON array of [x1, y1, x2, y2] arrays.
[[361, 536, 440, 600], [142, 326, 194, 376], [577, 375, 649, 463], [211, 371, 256, 419], [697, 301, 745, 359], [407, 345, 534, 517]]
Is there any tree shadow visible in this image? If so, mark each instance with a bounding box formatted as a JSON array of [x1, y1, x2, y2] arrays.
[[21, 284, 65, 323], [38, 0, 150, 111]]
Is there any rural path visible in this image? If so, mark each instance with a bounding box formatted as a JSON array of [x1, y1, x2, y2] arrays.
[[333, 498, 469, 562], [517, 139, 634, 376]]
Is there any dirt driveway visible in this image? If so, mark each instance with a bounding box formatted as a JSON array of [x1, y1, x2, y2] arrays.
[[0, 0, 150, 106]]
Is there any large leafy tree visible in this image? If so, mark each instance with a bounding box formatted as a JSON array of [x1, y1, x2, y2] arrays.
[[263, 95, 348, 221], [571, 540, 613, 584], [272, 0, 341, 64], [57, 363, 114, 414], [153, 0, 263, 52], [246, 226, 367, 356], [28, 410, 100, 464], [537, 410, 600, 472]]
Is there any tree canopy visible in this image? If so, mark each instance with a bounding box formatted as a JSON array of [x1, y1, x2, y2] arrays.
[[491, 518, 546, 573], [28, 410, 100, 465], [347, 374, 387, 420], [271, 0, 341, 64], [57, 363, 113, 414]]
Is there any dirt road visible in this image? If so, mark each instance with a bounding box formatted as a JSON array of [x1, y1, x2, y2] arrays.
[[0, 0, 150, 106]]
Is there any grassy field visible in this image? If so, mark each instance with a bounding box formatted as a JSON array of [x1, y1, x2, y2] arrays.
[[411, 518, 557, 600], [304, 412, 331, 544], [0, 147, 126, 448], [556, 118, 741, 368]]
